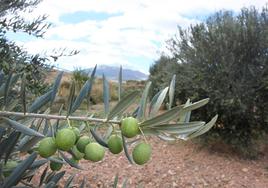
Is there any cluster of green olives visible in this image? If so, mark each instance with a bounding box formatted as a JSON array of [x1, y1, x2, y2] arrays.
[[37, 117, 151, 171]]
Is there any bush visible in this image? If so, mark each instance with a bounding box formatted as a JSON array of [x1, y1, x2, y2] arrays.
[[149, 5, 268, 157]]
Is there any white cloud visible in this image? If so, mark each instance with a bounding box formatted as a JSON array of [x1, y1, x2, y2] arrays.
[[16, 0, 267, 73]]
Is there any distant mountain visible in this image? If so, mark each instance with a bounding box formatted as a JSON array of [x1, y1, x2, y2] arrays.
[[84, 65, 148, 81]]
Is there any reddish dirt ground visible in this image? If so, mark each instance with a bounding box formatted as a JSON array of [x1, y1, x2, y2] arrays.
[[47, 137, 268, 188]]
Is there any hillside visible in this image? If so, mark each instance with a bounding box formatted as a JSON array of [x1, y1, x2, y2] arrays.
[[84, 65, 148, 81]]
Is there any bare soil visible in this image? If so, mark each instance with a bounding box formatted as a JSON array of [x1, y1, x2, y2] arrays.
[[52, 137, 268, 188], [39, 73, 268, 187]]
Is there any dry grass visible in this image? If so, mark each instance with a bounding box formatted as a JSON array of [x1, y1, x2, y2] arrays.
[[47, 69, 145, 107]]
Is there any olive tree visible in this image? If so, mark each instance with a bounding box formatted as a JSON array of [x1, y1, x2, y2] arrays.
[[0, 0, 79, 95], [150, 5, 268, 157]]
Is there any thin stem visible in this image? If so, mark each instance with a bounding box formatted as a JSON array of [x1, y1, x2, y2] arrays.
[[0, 111, 120, 124], [67, 118, 71, 128], [139, 127, 148, 144]]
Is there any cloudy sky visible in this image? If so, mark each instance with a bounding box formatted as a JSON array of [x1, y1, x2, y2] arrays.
[[9, 0, 267, 74]]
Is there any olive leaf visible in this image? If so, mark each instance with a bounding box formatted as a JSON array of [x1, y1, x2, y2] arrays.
[[50, 71, 63, 106], [2, 117, 44, 137], [103, 74, 110, 117], [149, 87, 169, 117], [168, 75, 176, 110], [107, 91, 140, 121], [90, 128, 108, 148], [137, 81, 151, 121], [2, 152, 37, 188], [118, 66, 122, 101], [70, 65, 97, 114], [28, 90, 53, 113], [121, 133, 133, 164]]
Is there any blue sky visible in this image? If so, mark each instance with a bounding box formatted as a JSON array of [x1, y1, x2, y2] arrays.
[[12, 0, 267, 74]]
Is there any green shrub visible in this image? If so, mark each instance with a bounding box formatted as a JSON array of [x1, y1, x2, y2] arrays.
[[149, 5, 268, 157]]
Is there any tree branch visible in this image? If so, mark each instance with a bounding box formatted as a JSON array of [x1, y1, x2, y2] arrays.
[[0, 111, 120, 124]]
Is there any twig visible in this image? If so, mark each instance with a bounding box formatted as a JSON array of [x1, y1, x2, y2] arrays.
[[0, 111, 120, 124]]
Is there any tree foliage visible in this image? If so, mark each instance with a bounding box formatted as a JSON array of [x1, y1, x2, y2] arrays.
[[0, 0, 79, 95], [150, 5, 268, 156]]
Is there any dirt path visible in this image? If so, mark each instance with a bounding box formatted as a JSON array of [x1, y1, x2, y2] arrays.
[[56, 137, 268, 188]]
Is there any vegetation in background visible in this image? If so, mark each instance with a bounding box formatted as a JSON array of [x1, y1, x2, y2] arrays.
[[149, 5, 268, 157], [72, 67, 89, 91], [0, 0, 78, 95]]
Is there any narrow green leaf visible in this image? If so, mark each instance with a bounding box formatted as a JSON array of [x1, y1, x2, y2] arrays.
[[107, 91, 140, 121], [4, 72, 13, 108], [49, 171, 66, 185], [178, 99, 191, 123], [0, 131, 20, 160], [55, 104, 63, 132], [140, 128, 159, 135], [0, 74, 20, 97], [148, 90, 162, 114], [90, 128, 108, 148], [179, 99, 192, 123], [28, 90, 52, 113], [4, 132, 21, 163], [103, 74, 110, 117], [48, 156, 66, 165], [64, 174, 75, 188], [43, 120, 49, 136], [153, 123, 205, 134], [47, 120, 54, 137], [113, 174, 119, 188], [29, 159, 48, 169], [132, 106, 140, 118], [50, 71, 63, 106], [71, 65, 97, 114], [182, 98, 210, 112], [79, 177, 86, 188], [66, 81, 75, 117], [2, 117, 44, 137], [2, 152, 37, 188], [59, 151, 83, 170], [45, 171, 56, 184], [78, 123, 86, 132], [149, 87, 169, 117], [121, 133, 133, 164], [0, 70, 4, 86], [43, 182, 56, 188], [18, 136, 42, 152], [126, 138, 141, 146], [187, 115, 218, 139], [185, 110, 191, 123], [168, 75, 176, 110], [137, 81, 151, 121], [140, 105, 182, 127], [157, 134, 176, 141], [103, 125, 113, 141], [21, 74, 27, 114], [152, 121, 205, 129], [118, 66, 122, 101], [39, 166, 49, 187]]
